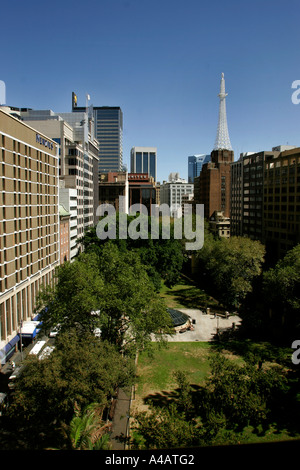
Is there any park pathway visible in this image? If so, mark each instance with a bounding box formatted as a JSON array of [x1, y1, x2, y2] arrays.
[[110, 388, 131, 450]]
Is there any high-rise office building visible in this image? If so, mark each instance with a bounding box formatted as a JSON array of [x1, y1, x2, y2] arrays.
[[20, 109, 99, 238], [230, 156, 243, 236], [263, 147, 300, 260], [188, 154, 210, 183], [57, 111, 99, 229], [72, 93, 123, 174], [0, 108, 59, 364], [230, 146, 300, 262], [230, 148, 288, 240], [240, 151, 276, 241], [130, 147, 157, 181]]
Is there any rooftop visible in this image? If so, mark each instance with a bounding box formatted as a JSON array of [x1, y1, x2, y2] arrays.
[[167, 308, 190, 327]]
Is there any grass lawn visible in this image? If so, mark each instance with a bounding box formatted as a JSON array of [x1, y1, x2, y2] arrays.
[[133, 341, 300, 446], [160, 275, 221, 311], [135, 342, 212, 398], [130, 275, 300, 446], [132, 342, 212, 418]]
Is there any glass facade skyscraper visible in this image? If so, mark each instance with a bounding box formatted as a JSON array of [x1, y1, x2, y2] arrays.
[[72, 94, 123, 174], [188, 154, 211, 183], [93, 107, 123, 173], [130, 146, 157, 181]]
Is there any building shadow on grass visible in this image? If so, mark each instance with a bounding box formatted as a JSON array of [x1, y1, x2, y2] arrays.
[[143, 384, 203, 410], [162, 284, 220, 311], [211, 329, 293, 367], [141, 376, 300, 441]]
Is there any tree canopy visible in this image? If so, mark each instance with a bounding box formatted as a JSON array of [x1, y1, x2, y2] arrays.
[[37, 243, 173, 353], [36, 252, 104, 335], [132, 353, 289, 449], [197, 235, 265, 309], [263, 243, 300, 331], [78, 213, 186, 289], [8, 330, 135, 428]]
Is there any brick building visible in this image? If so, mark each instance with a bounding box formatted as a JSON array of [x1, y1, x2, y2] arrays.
[[194, 149, 234, 220], [128, 173, 156, 215], [59, 204, 70, 264]]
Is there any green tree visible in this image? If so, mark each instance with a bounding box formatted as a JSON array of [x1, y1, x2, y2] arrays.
[[197, 236, 265, 309], [36, 252, 104, 335], [95, 243, 173, 352], [132, 403, 200, 450], [203, 354, 288, 431], [37, 244, 173, 353], [60, 403, 111, 450], [79, 213, 185, 289], [173, 370, 194, 419], [132, 353, 289, 449], [263, 244, 300, 331], [9, 330, 135, 429]]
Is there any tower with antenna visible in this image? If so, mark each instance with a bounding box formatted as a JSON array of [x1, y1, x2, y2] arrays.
[[211, 73, 234, 165], [194, 73, 234, 219], [214, 73, 232, 151]]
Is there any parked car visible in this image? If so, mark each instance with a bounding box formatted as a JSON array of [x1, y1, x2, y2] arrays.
[[8, 365, 24, 389], [49, 324, 61, 338], [39, 345, 55, 360]]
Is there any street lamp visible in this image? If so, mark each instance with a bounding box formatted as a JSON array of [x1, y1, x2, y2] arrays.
[[20, 319, 23, 361]]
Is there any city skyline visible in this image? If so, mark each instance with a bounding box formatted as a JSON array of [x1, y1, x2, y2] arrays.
[[1, 0, 300, 182]]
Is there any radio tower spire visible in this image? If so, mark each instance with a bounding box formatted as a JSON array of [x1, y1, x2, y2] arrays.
[[214, 73, 232, 151]]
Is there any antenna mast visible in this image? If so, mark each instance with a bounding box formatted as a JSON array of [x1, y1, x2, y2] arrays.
[[214, 73, 232, 151]]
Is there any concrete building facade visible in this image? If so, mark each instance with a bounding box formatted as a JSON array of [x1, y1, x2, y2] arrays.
[[230, 157, 243, 236], [160, 176, 194, 218], [21, 109, 99, 239], [209, 210, 230, 238], [130, 147, 157, 182], [59, 184, 78, 261], [263, 147, 300, 260], [0, 108, 59, 364], [230, 146, 300, 262]]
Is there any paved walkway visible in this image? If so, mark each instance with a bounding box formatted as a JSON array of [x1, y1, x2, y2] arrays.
[[110, 387, 131, 450], [165, 309, 242, 342]]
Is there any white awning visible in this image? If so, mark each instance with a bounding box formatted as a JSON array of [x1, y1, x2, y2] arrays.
[[19, 321, 40, 338]]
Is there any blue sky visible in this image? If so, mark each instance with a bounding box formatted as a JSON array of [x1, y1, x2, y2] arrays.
[[1, 0, 300, 182]]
